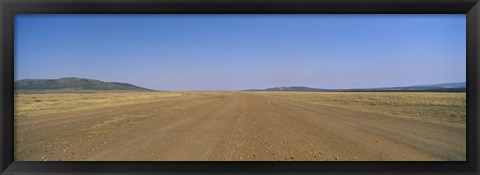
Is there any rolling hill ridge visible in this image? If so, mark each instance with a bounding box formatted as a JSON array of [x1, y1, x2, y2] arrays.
[[15, 77, 152, 92], [245, 82, 466, 92]]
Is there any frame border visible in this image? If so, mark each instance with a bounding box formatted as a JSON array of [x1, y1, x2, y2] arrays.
[[1, 0, 479, 174]]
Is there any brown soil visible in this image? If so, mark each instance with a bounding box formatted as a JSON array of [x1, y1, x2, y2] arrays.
[[15, 92, 465, 161]]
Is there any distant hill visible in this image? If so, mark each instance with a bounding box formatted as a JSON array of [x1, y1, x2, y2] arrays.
[[398, 82, 466, 89], [367, 82, 466, 92], [245, 82, 466, 92], [15, 77, 153, 92]]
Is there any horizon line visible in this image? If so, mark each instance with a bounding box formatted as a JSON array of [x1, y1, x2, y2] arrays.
[[15, 77, 466, 92]]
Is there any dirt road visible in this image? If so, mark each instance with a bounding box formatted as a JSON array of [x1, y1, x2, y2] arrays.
[[15, 92, 465, 161]]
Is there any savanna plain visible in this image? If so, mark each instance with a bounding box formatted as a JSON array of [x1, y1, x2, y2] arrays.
[[14, 92, 466, 161]]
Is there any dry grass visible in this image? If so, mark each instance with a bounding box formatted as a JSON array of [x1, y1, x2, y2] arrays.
[[15, 91, 466, 128], [256, 92, 466, 127], [14, 92, 187, 117]]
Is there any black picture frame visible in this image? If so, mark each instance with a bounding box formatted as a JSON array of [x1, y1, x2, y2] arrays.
[[1, 0, 479, 174]]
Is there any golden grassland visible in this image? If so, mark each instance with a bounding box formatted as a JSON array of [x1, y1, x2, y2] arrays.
[[15, 91, 466, 127], [14, 92, 188, 117], [255, 92, 466, 127]]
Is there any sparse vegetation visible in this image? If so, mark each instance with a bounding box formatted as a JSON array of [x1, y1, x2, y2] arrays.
[[256, 92, 466, 127], [15, 92, 187, 117]]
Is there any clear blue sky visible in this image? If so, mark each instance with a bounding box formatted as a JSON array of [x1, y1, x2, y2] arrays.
[[15, 14, 465, 91]]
